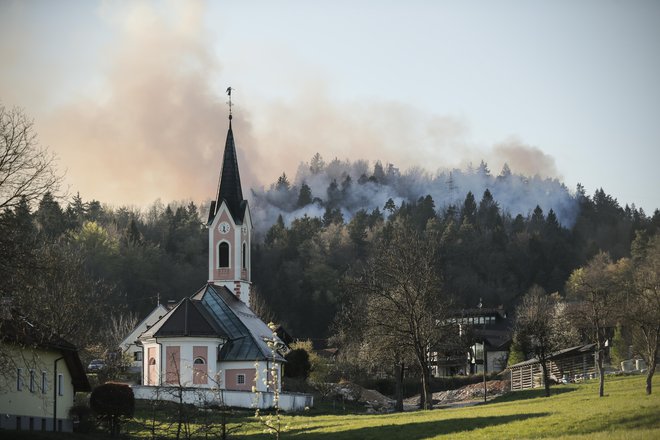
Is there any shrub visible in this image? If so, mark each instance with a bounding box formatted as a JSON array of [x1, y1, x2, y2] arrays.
[[90, 383, 135, 437], [284, 348, 312, 379]]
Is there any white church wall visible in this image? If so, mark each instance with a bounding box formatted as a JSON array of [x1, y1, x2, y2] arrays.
[[142, 338, 226, 387], [131, 386, 313, 412]]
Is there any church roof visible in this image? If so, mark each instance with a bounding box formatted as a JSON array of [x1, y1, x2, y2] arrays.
[[210, 121, 246, 224], [152, 297, 226, 338], [140, 284, 284, 363], [195, 284, 285, 362]]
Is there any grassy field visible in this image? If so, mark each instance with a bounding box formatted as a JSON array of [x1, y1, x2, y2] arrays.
[[5, 374, 658, 439], [235, 374, 660, 439]]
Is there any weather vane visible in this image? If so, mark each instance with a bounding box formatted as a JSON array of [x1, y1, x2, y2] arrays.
[[226, 87, 234, 120]]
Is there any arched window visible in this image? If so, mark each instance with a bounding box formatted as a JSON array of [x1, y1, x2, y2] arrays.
[[218, 242, 229, 268], [148, 358, 156, 365], [193, 357, 206, 365], [242, 242, 247, 269]]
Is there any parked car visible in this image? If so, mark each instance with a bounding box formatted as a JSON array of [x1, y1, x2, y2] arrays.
[[87, 359, 105, 372]]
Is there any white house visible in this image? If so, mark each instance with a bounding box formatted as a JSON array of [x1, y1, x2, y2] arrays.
[[120, 303, 168, 375], [131, 107, 312, 411]]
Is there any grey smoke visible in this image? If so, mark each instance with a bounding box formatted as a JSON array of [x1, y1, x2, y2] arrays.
[[249, 154, 578, 234]]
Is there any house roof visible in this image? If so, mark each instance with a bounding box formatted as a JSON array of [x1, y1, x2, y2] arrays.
[[1, 312, 91, 392], [120, 304, 168, 350], [476, 328, 512, 351], [508, 343, 596, 369], [209, 121, 246, 224], [140, 284, 285, 362]]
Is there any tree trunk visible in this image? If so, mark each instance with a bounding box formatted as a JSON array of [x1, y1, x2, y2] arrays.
[[394, 361, 404, 412], [646, 341, 658, 395], [539, 357, 551, 397], [418, 363, 432, 410], [646, 363, 656, 395]]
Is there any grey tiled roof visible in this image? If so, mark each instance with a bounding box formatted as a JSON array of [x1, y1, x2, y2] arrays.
[[195, 284, 285, 362]]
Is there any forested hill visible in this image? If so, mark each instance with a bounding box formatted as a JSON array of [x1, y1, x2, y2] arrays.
[[251, 156, 657, 340], [1, 156, 658, 349], [250, 154, 578, 235]]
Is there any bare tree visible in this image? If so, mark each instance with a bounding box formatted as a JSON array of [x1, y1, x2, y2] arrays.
[[0, 104, 61, 210], [567, 252, 624, 397], [348, 224, 452, 409], [14, 241, 115, 356], [107, 312, 139, 350], [253, 323, 287, 439], [514, 287, 577, 397], [628, 232, 660, 395], [333, 283, 412, 412]]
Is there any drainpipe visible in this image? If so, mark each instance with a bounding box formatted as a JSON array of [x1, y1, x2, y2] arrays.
[[156, 338, 163, 386], [53, 356, 64, 432]]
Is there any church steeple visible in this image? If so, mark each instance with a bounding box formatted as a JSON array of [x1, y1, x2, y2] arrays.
[[212, 119, 245, 223], [208, 88, 252, 306]]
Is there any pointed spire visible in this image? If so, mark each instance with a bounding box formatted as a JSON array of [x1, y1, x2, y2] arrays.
[[213, 87, 245, 222]]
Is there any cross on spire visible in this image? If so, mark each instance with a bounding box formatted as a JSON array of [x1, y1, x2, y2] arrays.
[[226, 87, 234, 120]]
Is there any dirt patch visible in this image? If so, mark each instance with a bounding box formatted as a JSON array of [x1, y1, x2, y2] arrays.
[[327, 379, 510, 412], [404, 379, 510, 409]]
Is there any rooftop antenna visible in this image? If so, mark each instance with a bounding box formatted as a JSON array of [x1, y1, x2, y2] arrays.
[[226, 87, 234, 120]]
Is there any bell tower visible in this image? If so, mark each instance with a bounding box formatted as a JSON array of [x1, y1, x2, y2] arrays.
[[207, 88, 252, 305]]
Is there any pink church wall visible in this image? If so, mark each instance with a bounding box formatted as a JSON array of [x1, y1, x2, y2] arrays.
[[165, 346, 181, 384], [225, 368, 255, 391]]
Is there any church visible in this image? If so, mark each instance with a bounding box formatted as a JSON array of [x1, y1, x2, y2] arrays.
[[131, 106, 312, 411]]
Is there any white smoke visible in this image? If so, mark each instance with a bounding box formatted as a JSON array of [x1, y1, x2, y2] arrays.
[[249, 154, 578, 234]]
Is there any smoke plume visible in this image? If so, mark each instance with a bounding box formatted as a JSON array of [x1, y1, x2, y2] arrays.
[[3, 1, 572, 230]]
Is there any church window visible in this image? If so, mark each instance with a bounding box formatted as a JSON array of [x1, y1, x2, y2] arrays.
[[149, 357, 156, 365], [237, 374, 245, 385], [193, 347, 209, 384], [218, 242, 230, 268]]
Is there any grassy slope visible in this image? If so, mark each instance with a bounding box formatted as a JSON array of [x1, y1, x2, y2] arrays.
[[5, 375, 656, 439], [239, 375, 659, 439]]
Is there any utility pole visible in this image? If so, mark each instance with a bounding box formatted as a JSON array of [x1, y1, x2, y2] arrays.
[[479, 298, 487, 403], [483, 337, 487, 403]]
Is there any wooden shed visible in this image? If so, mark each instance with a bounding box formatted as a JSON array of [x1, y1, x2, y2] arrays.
[[509, 344, 596, 391]]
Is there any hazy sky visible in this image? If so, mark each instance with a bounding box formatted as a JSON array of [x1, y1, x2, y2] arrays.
[[1, 0, 659, 213]]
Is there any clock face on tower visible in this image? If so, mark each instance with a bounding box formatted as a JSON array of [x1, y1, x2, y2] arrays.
[[218, 222, 230, 234]]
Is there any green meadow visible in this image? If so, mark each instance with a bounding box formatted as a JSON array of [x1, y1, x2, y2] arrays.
[[8, 374, 658, 439], [236, 374, 659, 439]]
